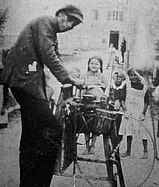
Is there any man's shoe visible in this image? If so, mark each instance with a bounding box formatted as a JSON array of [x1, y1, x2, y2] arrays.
[[120, 151, 131, 158], [141, 151, 148, 159]]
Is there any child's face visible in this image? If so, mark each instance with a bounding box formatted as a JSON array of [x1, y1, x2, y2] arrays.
[[115, 75, 123, 86], [129, 72, 139, 83], [89, 59, 101, 72]]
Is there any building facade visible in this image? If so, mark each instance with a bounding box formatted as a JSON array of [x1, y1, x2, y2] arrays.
[[1, 0, 127, 50], [1, 0, 159, 69]]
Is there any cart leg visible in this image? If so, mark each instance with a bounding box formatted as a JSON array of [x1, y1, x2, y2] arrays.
[[103, 135, 117, 187], [115, 150, 125, 187], [110, 131, 125, 186]]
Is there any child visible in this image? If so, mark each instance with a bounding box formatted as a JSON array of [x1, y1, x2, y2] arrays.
[[139, 71, 155, 159], [112, 71, 127, 136], [83, 56, 107, 99], [82, 56, 108, 155], [105, 70, 127, 146], [109, 70, 127, 110], [119, 68, 147, 157]]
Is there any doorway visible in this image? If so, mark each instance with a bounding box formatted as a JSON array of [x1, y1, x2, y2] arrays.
[[109, 30, 119, 49]]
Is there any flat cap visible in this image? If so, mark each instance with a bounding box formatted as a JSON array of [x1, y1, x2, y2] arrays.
[[55, 5, 83, 23]]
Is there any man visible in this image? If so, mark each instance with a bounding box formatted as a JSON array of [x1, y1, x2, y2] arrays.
[[121, 37, 126, 63], [2, 5, 83, 187]]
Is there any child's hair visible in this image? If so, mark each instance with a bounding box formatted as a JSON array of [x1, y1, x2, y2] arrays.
[[127, 68, 144, 81], [87, 56, 103, 73], [127, 68, 145, 89]]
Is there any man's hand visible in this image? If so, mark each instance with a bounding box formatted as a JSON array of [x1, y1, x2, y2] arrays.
[[74, 79, 85, 88], [69, 74, 84, 88]]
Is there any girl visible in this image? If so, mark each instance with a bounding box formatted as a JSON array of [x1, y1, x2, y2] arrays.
[[105, 70, 127, 146], [82, 56, 107, 155], [139, 71, 156, 159], [112, 71, 127, 137], [119, 68, 147, 158], [108, 70, 127, 112], [84, 56, 107, 100]]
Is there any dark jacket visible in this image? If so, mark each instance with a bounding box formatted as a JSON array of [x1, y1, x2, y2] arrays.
[[4, 16, 71, 99], [121, 40, 126, 52]]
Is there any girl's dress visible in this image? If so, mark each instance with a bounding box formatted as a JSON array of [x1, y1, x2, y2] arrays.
[[106, 79, 126, 107], [107, 80, 126, 133], [83, 71, 107, 100], [113, 80, 126, 104], [119, 81, 146, 136]]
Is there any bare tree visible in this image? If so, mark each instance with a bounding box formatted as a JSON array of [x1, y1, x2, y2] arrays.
[[0, 8, 8, 33]]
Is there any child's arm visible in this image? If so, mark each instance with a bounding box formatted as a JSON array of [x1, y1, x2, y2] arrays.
[[114, 100, 120, 110], [121, 100, 126, 111], [140, 89, 149, 121]]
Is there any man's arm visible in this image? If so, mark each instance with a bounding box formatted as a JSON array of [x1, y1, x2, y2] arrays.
[[34, 18, 72, 84]]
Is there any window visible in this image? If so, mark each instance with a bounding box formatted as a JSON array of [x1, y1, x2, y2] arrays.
[[111, 10, 123, 21], [116, 11, 118, 20], [113, 11, 116, 21]]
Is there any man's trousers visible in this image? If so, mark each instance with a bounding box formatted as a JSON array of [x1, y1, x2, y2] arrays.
[[11, 87, 62, 187]]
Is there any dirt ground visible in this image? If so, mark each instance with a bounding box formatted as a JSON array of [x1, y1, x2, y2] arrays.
[[1, 50, 159, 187]]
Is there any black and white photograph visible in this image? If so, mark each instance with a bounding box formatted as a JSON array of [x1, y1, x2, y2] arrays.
[[0, 0, 159, 186]]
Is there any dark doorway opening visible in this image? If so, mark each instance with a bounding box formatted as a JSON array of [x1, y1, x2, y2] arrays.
[[109, 30, 119, 49]]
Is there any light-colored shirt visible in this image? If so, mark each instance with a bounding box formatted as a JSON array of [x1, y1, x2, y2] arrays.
[[83, 71, 107, 99]]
